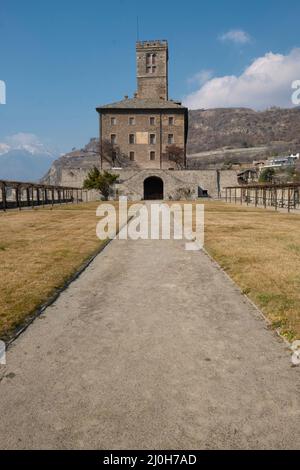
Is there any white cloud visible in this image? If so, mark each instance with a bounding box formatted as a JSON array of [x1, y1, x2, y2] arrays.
[[219, 29, 251, 45], [0, 133, 56, 156], [187, 69, 214, 86], [184, 48, 300, 110]]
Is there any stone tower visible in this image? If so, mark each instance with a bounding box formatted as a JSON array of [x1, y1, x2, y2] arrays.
[[136, 40, 168, 101]]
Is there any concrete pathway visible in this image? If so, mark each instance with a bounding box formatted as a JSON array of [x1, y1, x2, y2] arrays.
[[0, 222, 299, 449]]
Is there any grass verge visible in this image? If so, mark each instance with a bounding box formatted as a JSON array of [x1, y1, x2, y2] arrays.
[[0, 202, 106, 340], [202, 199, 300, 341]]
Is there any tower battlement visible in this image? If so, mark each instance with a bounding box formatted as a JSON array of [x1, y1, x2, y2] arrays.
[[136, 40, 168, 49]]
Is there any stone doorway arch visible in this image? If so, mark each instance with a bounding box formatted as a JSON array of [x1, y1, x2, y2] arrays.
[[143, 176, 164, 200]]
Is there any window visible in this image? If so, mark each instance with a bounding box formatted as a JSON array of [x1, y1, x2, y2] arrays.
[[111, 134, 117, 145], [129, 117, 135, 126], [129, 134, 135, 144], [111, 117, 116, 126], [150, 116, 155, 126], [168, 117, 174, 126], [168, 134, 174, 145], [150, 151, 156, 161], [129, 151, 135, 161], [146, 53, 157, 73], [149, 134, 156, 145], [198, 187, 208, 198]]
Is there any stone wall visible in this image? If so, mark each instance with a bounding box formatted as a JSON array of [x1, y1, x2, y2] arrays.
[[60, 168, 238, 200]]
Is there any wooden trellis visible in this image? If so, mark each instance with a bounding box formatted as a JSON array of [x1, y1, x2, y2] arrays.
[[224, 183, 300, 212], [0, 179, 87, 211]]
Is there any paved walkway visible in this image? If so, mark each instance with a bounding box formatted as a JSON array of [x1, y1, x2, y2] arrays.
[[0, 221, 299, 449]]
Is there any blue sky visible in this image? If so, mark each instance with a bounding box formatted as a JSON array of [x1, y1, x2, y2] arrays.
[[1, 0, 300, 153]]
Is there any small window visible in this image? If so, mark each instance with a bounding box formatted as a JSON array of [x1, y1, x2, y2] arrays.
[[129, 151, 135, 161], [168, 134, 174, 145], [129, 117, 135, 126], [168, 117, 174, 126], [150, 151, 156, 161], [111, 117, 116, 126], [129, 134, 135, 144], [146, 53, 157, 73], [150, 117, 155, 126], [111, 134, 117, 145], [149, 134, 156, 145]]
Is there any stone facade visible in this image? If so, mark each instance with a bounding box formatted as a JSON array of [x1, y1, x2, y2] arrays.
[[59, 167, 238, 201], [136, 40, 168, 100], [100, 109, 186, 170], [96, 40, 188, 171]]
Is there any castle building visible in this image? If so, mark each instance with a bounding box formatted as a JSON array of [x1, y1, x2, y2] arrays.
[[44, 40, 238, 200], [96, 40, 188, 171]]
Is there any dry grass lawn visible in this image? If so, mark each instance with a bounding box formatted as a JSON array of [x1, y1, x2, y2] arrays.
[[0, 202, 108, 339], [201, 200, 300, 341]]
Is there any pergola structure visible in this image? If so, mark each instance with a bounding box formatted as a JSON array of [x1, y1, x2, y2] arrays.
[[224, 183, 300, 212], [0, 179, 88, 211]]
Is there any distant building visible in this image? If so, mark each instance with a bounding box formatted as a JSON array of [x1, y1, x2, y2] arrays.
[[96, 40, 188, 170], [254, 153, 300, 171]]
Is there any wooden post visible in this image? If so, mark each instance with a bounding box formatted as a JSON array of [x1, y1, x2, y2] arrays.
[[288, 188, 291, 212], [36, 187, 40, 206], [1, 183, 7, 211], [15, 186, 21, 210], [26, 187, 30, 207]]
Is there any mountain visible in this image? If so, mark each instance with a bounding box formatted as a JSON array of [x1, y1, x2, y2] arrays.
[[187, 107, 300, 154], [0, 133, 57, 182], [41, 138, 100, 185]]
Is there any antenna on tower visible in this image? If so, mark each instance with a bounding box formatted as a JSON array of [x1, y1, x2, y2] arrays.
[[136, 16, 140, 41]]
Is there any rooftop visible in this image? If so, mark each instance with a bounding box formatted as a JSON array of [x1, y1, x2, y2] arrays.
[[97, 97, 187, 111]]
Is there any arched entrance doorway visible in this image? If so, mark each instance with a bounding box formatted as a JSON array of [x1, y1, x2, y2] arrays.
[[143, 176, 164, 200]]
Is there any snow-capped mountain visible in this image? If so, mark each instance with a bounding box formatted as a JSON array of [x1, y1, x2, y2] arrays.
[[0, 133, 57, 182]]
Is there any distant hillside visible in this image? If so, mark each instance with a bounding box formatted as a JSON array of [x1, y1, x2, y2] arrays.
[[187, 107, 300, 154], [42, 138, 100, 185]]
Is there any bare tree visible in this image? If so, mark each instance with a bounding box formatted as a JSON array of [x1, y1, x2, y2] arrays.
[[163, 145, 185, 169]]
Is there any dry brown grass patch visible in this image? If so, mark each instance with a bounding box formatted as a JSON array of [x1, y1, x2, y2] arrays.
[[0, 202, 113, 339], [201, 199, 300, 340]]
